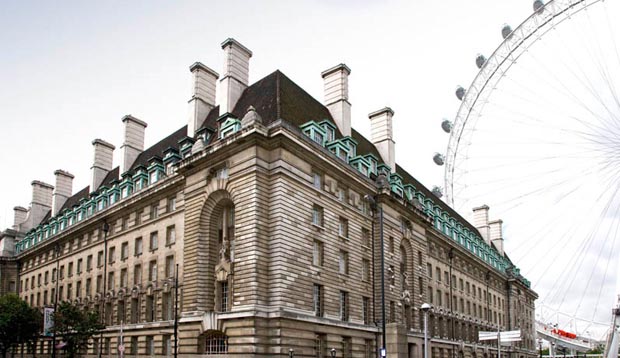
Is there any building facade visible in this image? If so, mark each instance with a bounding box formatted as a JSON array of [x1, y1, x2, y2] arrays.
[[0, 38, 536, 358]]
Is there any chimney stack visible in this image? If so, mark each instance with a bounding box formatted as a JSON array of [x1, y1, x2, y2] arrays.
[[13, 206, 27, 230], [52, 170, 74, 216], [322, 64, 352, 137], [472, 205, 490, 244], [369, 107, 396, 172], [188, 63, 218, 136], [220, 38, 252, 114], [489, 219, 504, 255], [91, 139, 115, 192], [120, 115, 148, 173], [20, 180, 54, 231]]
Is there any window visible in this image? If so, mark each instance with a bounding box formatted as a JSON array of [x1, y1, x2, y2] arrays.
[[131, 298, 139, 324], [313, 284, 323, 317], [428, 286, 433, 304], [77, 259, 82, 274], [134, 264, 142, 285], [120, 268, 128, 287], [166, 225, 176, 245], [389, 265, 396, 286], [205, 331, 228, 354], [336, 187, 346, 202], [146, 296, 155, 322], [52, 268, 57, 282], [108, 247, 115, 264], [389, 301, 395, 322], [148, 260, 157, 282], [130, 336, 138, 355], [96, 275, 103, 293], [220, 281, 229, 312], [312, 204, 323, 226], [165, 256, 175, 278], [362, 296, 370, 324], [59, 266, 64, 280], [418, 251, 423, 265], [150, 204, 158, 220], [362, 258, 370, 282], [338, 217, 349, 238], [312, 240, 323, 266], [97, 251, 103, 268], [362, 227, 370, 247], [135, 209, 142, 225], [444, 271, 449, 284], [37, 274, 41, 286], [146, 336, 154, 355], [121, 242, 128, 260], [314, 334, 326, 358], [365, 339, 373, 358], [135, 237, 143, 256], [339, 291, 349, 321], [427, 263, 432, 279], [312, 171, 322, 190], [388, 236, 395, 253], [117, 300, 125, 324], [76, 281, 81, 297], [339, 250, 349, 275], [86, 278, 91, 296], [120, 216, 128, 231], [437, 290, 442, 306], [436, 267, 441, 282], [86, 255, 93, 271], [44, 271, 49, 284], [167, 196, 176, 212], [68, 262, 74, 277], [108, 272, 114, 290], [342, 337, 352, 358], [163, 292, 174, 320], [149, 232, 158, 251], [163, 335, 172, 356]]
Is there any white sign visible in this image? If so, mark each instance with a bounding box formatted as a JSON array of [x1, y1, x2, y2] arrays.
[[478, 330, 521, 343], [43, 307, 54, 337]]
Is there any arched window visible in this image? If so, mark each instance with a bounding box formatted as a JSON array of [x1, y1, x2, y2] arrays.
[[217, 204, 235, 262], [204, 331, 228, 354]]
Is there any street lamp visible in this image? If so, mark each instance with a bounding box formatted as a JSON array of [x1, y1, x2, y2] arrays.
[[289, 348, 294, 358], [98, 221, 110, 358], [330, 348, 336, 358], [422, 303, 432, 358], [364, 193, 386, 357], [538, 338, 543, 358]]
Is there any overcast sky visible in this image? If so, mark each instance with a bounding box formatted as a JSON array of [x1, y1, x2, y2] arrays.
[[1, 0, 615, 339]]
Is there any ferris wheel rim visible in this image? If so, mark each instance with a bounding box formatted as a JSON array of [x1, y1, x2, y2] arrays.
[[443, 0, 604, 207]]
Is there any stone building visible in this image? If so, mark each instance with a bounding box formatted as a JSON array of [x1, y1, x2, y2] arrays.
[[0, 38, 537, 358]]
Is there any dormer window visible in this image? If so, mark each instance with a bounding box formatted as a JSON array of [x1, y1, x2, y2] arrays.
[[301, 121, 327, 146], [319, 120, 336, 144], [219, 116, 241, 139], [312, 131, 324, 144]]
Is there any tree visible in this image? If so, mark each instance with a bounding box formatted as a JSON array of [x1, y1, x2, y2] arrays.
[[0, 293, 42, 358], [52, 301, 103, 358]]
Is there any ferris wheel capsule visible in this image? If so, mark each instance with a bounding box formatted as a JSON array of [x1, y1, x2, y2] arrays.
[[431, 186, 443, 198], [501, 24, 513, 39], [433, 153, 445, 166], [455, 86, 465, 101], [476, 54, 487, 69], [441, 119, 453, 133], [533, 0, 545, 14]]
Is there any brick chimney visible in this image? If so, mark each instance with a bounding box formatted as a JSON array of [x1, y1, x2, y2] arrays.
[[188, 63, 218, 136], [322, 64, 351, 137], [52, 170, 74, 216], [369, 107, 396, 172], [472, 205, 490, 244], [120, 115, 148, 173], [91, 139, 115, 192], [220, 38, 252, 114], [489, 219, 504, 255]]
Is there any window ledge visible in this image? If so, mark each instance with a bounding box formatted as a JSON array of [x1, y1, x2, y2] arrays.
[[311, 223, 325, 231]]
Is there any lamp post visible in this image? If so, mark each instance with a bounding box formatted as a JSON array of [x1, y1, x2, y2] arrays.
[[51, 243, 61, 358], [448, 248, 455, 358], [289, 348, 294, 358], [98, 221, 109, 358], [174, 264, 179, 358], [422, 303, 432, 358], [330, 348, 336, 358], [538, 338, 543, 358], [364, 193, 386, 357]]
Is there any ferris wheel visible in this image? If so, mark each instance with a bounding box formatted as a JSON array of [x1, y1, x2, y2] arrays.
[[434, 0, 620, 339]]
